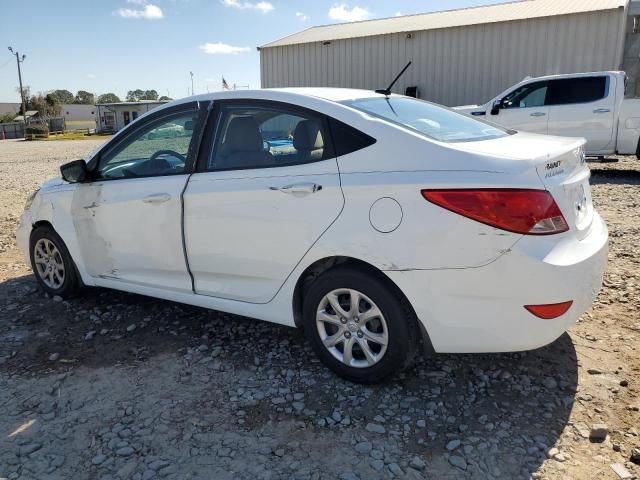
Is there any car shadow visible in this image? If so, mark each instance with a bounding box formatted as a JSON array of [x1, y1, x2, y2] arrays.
[[0, 273, 576, 478], [590, 168, 640, 185]]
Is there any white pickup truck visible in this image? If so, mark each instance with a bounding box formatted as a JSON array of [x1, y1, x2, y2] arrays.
[[454, 71, 640, 157]]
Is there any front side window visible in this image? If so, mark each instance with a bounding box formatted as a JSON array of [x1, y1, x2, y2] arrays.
[[343, 97, 509, 143], [546, 77, 607, 105], [209, 105, 329, 170], [98, 110, 198, 179], [502, 81, 548, 109]]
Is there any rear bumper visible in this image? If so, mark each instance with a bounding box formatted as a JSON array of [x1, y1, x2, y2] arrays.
[[386, 212, 608, 353]]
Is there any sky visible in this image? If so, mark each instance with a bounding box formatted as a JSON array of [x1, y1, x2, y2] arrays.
[[0, 0, 509, 103]]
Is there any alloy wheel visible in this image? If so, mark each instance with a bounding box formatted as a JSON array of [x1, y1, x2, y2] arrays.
[[33, 238, 65, 290], [316, 288, 389, 368]]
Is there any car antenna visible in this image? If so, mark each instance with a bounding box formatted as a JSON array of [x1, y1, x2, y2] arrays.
[[375, 61, 412, 96]]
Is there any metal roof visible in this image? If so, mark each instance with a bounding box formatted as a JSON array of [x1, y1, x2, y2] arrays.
[[260, 0, 627, 48], [96, 101, 169, 107]]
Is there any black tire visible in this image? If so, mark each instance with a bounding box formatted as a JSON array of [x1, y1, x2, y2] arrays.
[[302, 267, 417, 384], [29, 226, 81, 298]]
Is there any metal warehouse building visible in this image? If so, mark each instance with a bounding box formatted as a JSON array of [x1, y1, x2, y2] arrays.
[[259, 0, 640, 106]]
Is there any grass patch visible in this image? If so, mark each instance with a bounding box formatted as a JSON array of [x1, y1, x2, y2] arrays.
[[32, 132, 112, 141]]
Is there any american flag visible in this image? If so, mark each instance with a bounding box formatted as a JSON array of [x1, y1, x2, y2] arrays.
[[222, 77, 230, 91]]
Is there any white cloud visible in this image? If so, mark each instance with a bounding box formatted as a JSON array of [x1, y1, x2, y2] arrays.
[[255, 1, 273, 13], [126, 0, 148, 4], [221, 0, 274, 13], [199, 42, 251, 54], [328, 3, 370, 22], [116, 4, 163, 19], [295, 11, 308, 21]]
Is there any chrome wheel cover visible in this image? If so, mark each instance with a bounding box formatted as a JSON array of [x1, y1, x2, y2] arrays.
[[316, 288, 389, 368], [33, 238, 65, 290]]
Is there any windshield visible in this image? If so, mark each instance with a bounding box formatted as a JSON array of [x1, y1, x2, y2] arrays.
[[342, 96, 511, 143]]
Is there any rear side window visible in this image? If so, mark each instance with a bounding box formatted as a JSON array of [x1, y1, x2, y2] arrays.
[[208, 105, 330, 171], [328, 118, 376, 156], [343, 97, 509, 143], [546, 77, 607, 105]]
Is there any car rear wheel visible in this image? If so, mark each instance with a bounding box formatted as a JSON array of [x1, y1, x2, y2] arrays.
[[29, 226, 81, 298], [302, 267, 416, 383]]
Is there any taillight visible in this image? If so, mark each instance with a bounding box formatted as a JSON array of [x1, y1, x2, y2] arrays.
[[421, 189, 569, 235], [524, 301, 573, 319]]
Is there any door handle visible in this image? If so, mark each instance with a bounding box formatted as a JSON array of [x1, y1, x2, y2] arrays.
[[269, 183, 322, 194], [593, 108, 611, 113], [530, 112, 546, 117], [142, 193, 171, 204]]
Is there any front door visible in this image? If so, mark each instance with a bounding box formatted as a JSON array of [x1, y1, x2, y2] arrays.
[[72, 104, 202, 292], [123, 111, 130, 126], [183, 101, 344, 303], [490, 80, 549, 134]]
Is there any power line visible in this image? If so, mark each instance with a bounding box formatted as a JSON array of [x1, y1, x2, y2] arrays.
[[0, 57, 13, 69]]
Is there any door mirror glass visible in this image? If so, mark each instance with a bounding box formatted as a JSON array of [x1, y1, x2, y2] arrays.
[[490, 100, 501, 115], [60, 159, 88, 183]]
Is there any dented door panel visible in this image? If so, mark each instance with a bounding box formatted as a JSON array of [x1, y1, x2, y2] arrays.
[[71, 175, 192, 292]]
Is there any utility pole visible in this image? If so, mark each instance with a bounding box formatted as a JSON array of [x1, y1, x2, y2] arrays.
[[189, 71, 194, 96], [8, 47, 26, 121]]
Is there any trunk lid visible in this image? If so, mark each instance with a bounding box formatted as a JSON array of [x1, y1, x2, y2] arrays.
[[534, 140, 593, 240], [449, 131, 594, 239]]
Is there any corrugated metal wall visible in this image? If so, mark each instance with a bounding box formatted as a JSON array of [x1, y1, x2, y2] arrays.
[[260, 10, 626, 106]]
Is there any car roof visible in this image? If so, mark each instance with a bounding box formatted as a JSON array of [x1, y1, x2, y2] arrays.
[[167, 87, 392, 109]]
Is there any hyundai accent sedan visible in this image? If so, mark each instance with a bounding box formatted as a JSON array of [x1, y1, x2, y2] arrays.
[[17, 88, 608, 383]]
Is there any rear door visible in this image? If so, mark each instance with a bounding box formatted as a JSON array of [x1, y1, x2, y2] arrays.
[[491, 80, 549, 133], [183, 100, 344, 303], [545, 76, 614, 153]]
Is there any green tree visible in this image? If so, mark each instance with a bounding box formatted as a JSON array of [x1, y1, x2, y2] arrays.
[[0, 113, 16, 123], [97, 93, 121, 104], [48, 89, 74, 104], [158, 96, 172, 101], [142, 89, 159, 101], [25, 93, 61, 117], [126, 89, 160, 102], [126, 89, 145, 102], [74, 90, 95, 104], [16, 86, 31, 114]]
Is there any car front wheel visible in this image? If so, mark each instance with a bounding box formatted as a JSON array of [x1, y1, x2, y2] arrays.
[[302, 267, 416, 383], [29, 226, 81, 298]]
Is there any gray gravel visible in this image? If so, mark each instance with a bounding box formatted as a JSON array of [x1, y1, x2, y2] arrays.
[[1, 139, 639, 479]]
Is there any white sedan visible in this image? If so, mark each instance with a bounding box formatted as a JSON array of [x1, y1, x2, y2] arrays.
[[17, 88, 608, 383]]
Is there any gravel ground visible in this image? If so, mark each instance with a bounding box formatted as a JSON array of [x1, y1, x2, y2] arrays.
[[0, 138, 639, 480]]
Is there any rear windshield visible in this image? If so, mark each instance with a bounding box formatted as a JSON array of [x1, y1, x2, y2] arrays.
[[342, 97, 511, 143]]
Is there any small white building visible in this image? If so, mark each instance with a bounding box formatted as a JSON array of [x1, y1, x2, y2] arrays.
[[60, 104, 96, 129], [96, 101, 168, 133]]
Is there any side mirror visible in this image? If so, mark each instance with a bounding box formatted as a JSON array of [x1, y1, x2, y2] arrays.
[[60, 159, 88, 183], [490, 100, 501, 115]]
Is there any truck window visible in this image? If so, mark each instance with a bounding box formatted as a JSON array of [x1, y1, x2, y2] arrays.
[[546, 77, 607, 105], [501, 81, 548, 109]]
